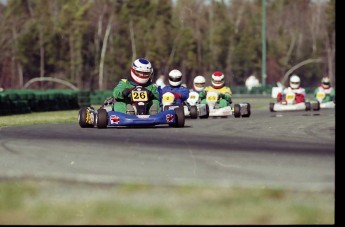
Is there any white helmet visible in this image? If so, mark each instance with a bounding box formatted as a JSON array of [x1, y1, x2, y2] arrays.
[[193, 75, 206, 92], [168, 69, 183, 86], [130, 58, 153, 85], [211, 71, 225, 89], [289, 74, 300, 89], [321, 76, 331, 88]]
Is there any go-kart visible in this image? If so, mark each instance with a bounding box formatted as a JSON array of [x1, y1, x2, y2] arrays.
[[78, 86, 185, 128], [205, 91, 251, 118], [161, 91, 209, 119], [314, 90, 335, 109], [185, 91, 209, 119], [269, 91, 319, 112]]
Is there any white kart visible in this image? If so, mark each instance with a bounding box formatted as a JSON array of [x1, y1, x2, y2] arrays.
[[315, 91, 335, 109], [185, 91, 209, 119], [269, 91, 319, 112], [205, 91, 251, 118]]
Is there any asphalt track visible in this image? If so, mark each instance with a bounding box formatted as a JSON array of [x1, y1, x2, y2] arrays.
[[0, 107, 335, 192]]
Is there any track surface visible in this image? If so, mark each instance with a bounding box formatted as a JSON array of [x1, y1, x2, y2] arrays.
[[0, 108, 335, 191]]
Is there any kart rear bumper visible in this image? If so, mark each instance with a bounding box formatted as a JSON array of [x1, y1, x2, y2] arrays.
[[273, 102, 306, 111]]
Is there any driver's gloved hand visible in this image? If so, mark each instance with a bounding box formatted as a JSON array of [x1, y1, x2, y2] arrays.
[[122, 88, 132, 98], [104, 96, 114, 105]]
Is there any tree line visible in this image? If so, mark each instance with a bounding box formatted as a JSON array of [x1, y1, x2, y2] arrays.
[[0, 0, 335, 91]]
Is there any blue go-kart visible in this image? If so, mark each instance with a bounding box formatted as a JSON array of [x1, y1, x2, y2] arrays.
[[78, 86, 185, 128]]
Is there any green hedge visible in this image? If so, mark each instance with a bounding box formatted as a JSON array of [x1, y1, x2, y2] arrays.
[[0, 87, 317, 116], [0, 89, 82, 116]]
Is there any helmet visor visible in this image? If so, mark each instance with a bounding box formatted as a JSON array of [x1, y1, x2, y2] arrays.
[[135, 70, 151, 78], [169, 77, 182, 82], [291, 82, 299, 85], [212, 78, 223, 85], [194, 83, 205, 88], [322, 82, 330, 86]]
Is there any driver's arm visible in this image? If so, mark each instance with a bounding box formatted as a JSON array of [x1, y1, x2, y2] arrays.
[[113, 80, 128, 100], [199, 87, 209, 99], [148, 84, 160, 100], [180, 87, 190, 101], [220, 87, 232, 102]]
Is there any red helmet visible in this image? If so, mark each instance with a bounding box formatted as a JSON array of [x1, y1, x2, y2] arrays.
[[211, 71, 225, 89]]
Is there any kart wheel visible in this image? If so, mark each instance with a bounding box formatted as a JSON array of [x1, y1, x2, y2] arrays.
[[313, 101, 320, 111], [78, 107, 94, 128], [199, 104, 209, 119], [269, 103, 275, 112], [305, 102, 311, 111], [97, 109, 108, 128], [242, 103, 251, 118], [190, 106, 198, 119], [171, 107, 185, 127], [233, 104, 241, 118]]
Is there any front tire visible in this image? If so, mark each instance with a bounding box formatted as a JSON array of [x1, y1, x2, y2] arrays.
[[78, 107, 94, 128], [190, 106, 198, 119], [97, 109, 108, 128], [171, 107, 185, 127], [305, 102, 311, 111]]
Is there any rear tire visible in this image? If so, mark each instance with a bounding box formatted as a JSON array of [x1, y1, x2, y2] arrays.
[[78, 107, 94, 128], [305, 102, 311, 111], [313, 101, 320, 111], [234, 104, 241, 118], [97, 109, 108, 128], [269, 102, 275, 112], [242, 103, 251, 118], [199, 104, 209, 119], [190, 106, 198, 119]]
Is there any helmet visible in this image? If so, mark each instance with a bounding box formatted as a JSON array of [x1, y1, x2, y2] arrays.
[[130, 58, 153, 85], [321, 76, 331, 88], [211, 71, 225, 88], [168, 69, 183, 86], [193, 75, 206, 92], [289, 74, 300, 89]]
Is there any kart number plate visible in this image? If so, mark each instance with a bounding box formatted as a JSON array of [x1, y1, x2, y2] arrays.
[[131, 91, 148, 102], [162, 94, 174, 103], [286, 93, 295, 101], [207, 95, 217, 101], [317, 92, 325, 99]]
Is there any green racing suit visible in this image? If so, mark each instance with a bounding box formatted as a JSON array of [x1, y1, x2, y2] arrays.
[[113, 79, 160, 113]]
